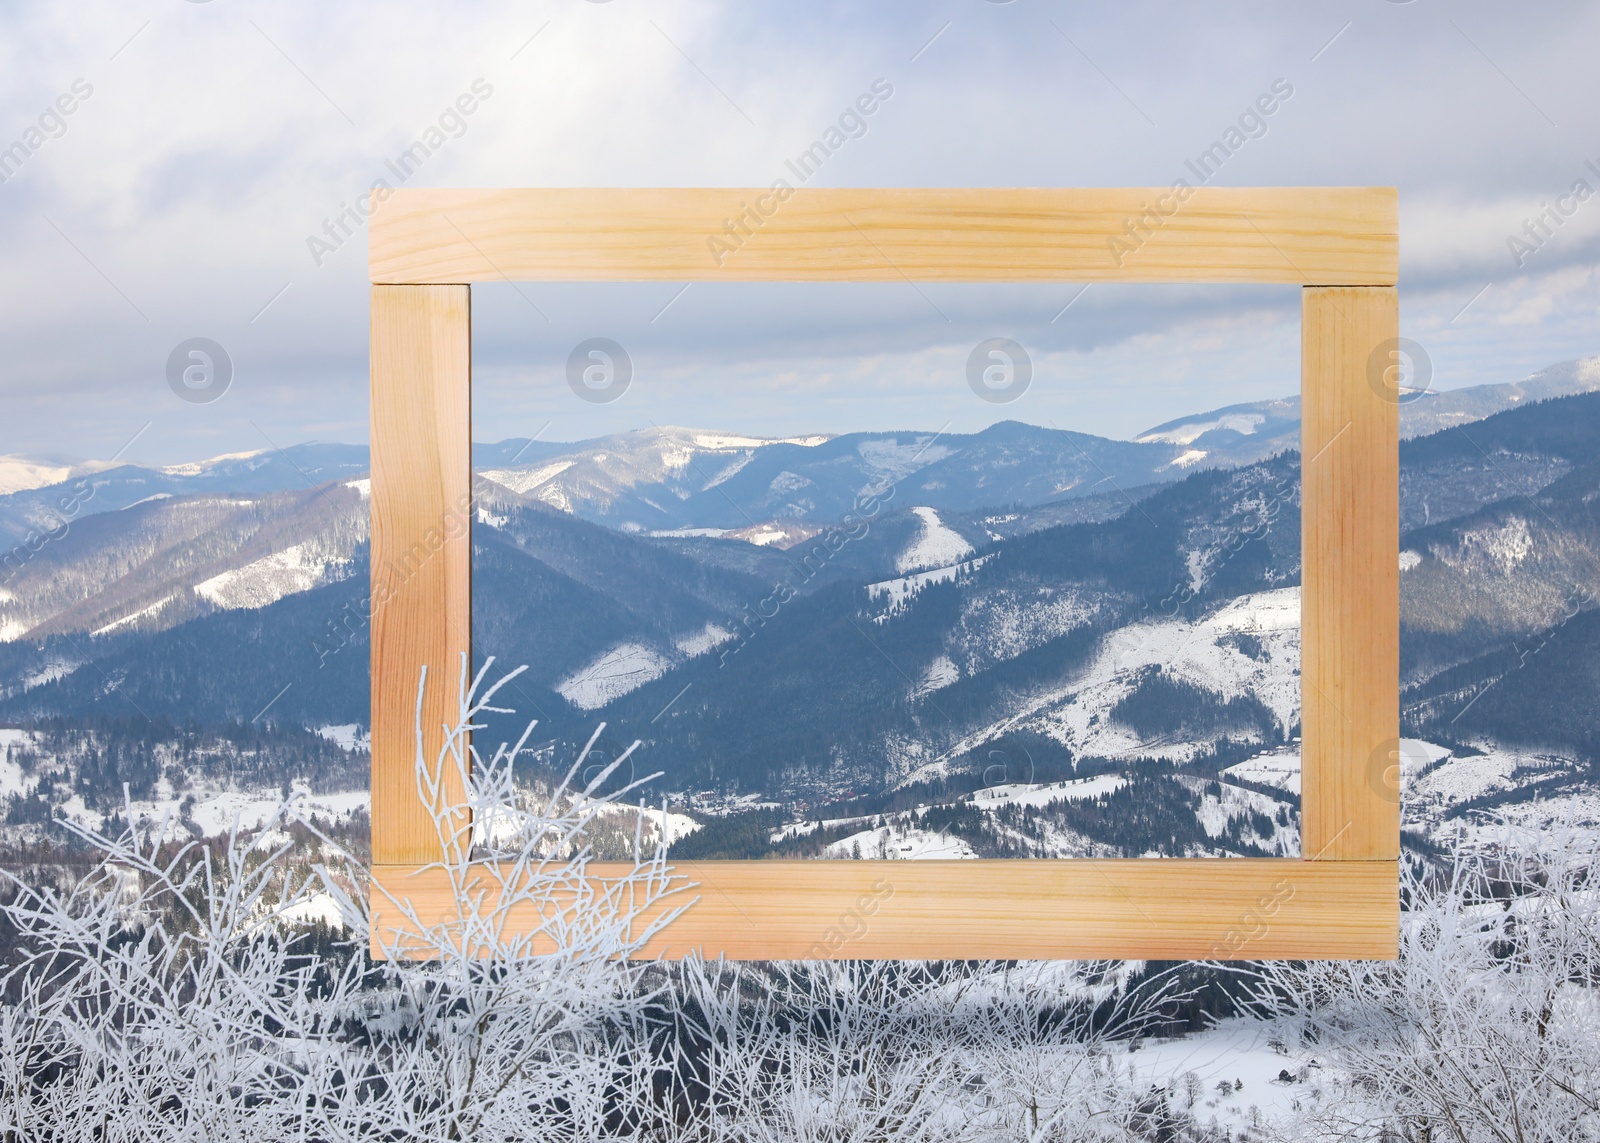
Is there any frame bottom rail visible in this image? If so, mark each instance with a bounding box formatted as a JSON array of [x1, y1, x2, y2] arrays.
[[369, 858, 1398, 961]]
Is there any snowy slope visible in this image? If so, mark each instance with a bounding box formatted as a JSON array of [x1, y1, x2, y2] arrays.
[[0, 457, 80, 496], [895, 507, 975, 573], [866, 554, 990, 615], [556, 643, 673, 710], [193, 541, 355, 610], [822, 824, 980, 860], [1222, 745, 1302, 794], [971, 773, 1128, 809], [905, 587, 1301, 787]]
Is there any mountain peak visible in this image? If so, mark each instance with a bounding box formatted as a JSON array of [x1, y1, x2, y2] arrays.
[[158, 448, 272, 477]]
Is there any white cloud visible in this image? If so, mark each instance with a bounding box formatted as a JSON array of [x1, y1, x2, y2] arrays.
[[1, 0, 1597, 461]]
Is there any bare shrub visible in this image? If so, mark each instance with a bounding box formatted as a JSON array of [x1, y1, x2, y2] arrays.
[[0, 659, 1179, 1140], [1252, 816, 1600, 1142]]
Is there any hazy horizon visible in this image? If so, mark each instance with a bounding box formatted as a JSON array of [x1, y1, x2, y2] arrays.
[[7, 363, 1305, 465], [9, 344, 1599, 468]]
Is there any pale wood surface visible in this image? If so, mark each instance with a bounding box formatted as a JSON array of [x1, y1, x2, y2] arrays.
[[368, 187, 1397, 285], [1300, 286, 1401, 860], [365, 193, 1404, 957], [369, 285, 473, 865], [370, 859, 1398, 961]]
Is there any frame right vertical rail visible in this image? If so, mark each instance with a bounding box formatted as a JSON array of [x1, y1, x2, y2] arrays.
[[1301, 285, 1401, 861]]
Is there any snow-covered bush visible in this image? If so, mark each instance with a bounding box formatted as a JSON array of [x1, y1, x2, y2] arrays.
[[3, 657, 1595, 1140], [0, 658, 686, 1141], [1253, 816, 1600, 1142], [0, 661, 1178, 1141]]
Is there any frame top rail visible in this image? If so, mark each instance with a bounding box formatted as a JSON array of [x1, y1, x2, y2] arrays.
[[368, 186, 1397, 286]]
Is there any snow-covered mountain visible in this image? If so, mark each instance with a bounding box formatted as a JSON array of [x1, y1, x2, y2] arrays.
[[1133, 352, 1600, 471], [475, 420, 1196, 534], [1, 361, 1597, 863], [0, 455, 118, 498], [0, 482, 367, 645], [8, 354, 1591, 553], [0, 443, 370, 551]]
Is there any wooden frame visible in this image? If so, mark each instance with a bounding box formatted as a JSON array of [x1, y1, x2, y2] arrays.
[[368, 187, 1400, 960]]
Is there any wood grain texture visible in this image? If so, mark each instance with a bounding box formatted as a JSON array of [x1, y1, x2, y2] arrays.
[[369, 284, 472, 866], [1301, 286, 1401, 861], [370, 859, 1398, 961], [368, 187, 1397, 285], [365, 192, 1404, 958]]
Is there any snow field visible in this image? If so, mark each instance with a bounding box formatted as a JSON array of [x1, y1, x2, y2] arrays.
[[902, 587, 1302, 788], [192, 541, 354, 611], [556, 643, 673, 709], [1221, 745, 1302, 794], [895, 507, 974, 573], [866, 553, 990, 615]]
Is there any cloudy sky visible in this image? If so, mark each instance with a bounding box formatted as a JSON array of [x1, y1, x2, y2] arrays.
[[2, 0, 1597, 464]]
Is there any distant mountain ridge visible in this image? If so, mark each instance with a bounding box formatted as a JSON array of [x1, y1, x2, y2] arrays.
[[0, 371, 1597, 862], [1135, 352, 1600, 469], [4, 355, 1595, 549], [3, 389, 1596, 766], [0, 444, 369, 553]]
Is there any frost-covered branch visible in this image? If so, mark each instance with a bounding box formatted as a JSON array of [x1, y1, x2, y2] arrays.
[[12, 659, 1592, 1140], [1251, 813, 1600, 1142]]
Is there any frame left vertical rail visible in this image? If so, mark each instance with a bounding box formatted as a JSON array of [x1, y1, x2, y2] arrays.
[[370, 284, 473, 874]]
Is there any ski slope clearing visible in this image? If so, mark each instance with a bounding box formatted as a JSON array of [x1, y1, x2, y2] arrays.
[[896, 507, 975, 573], [556, 643, 673, 710]]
